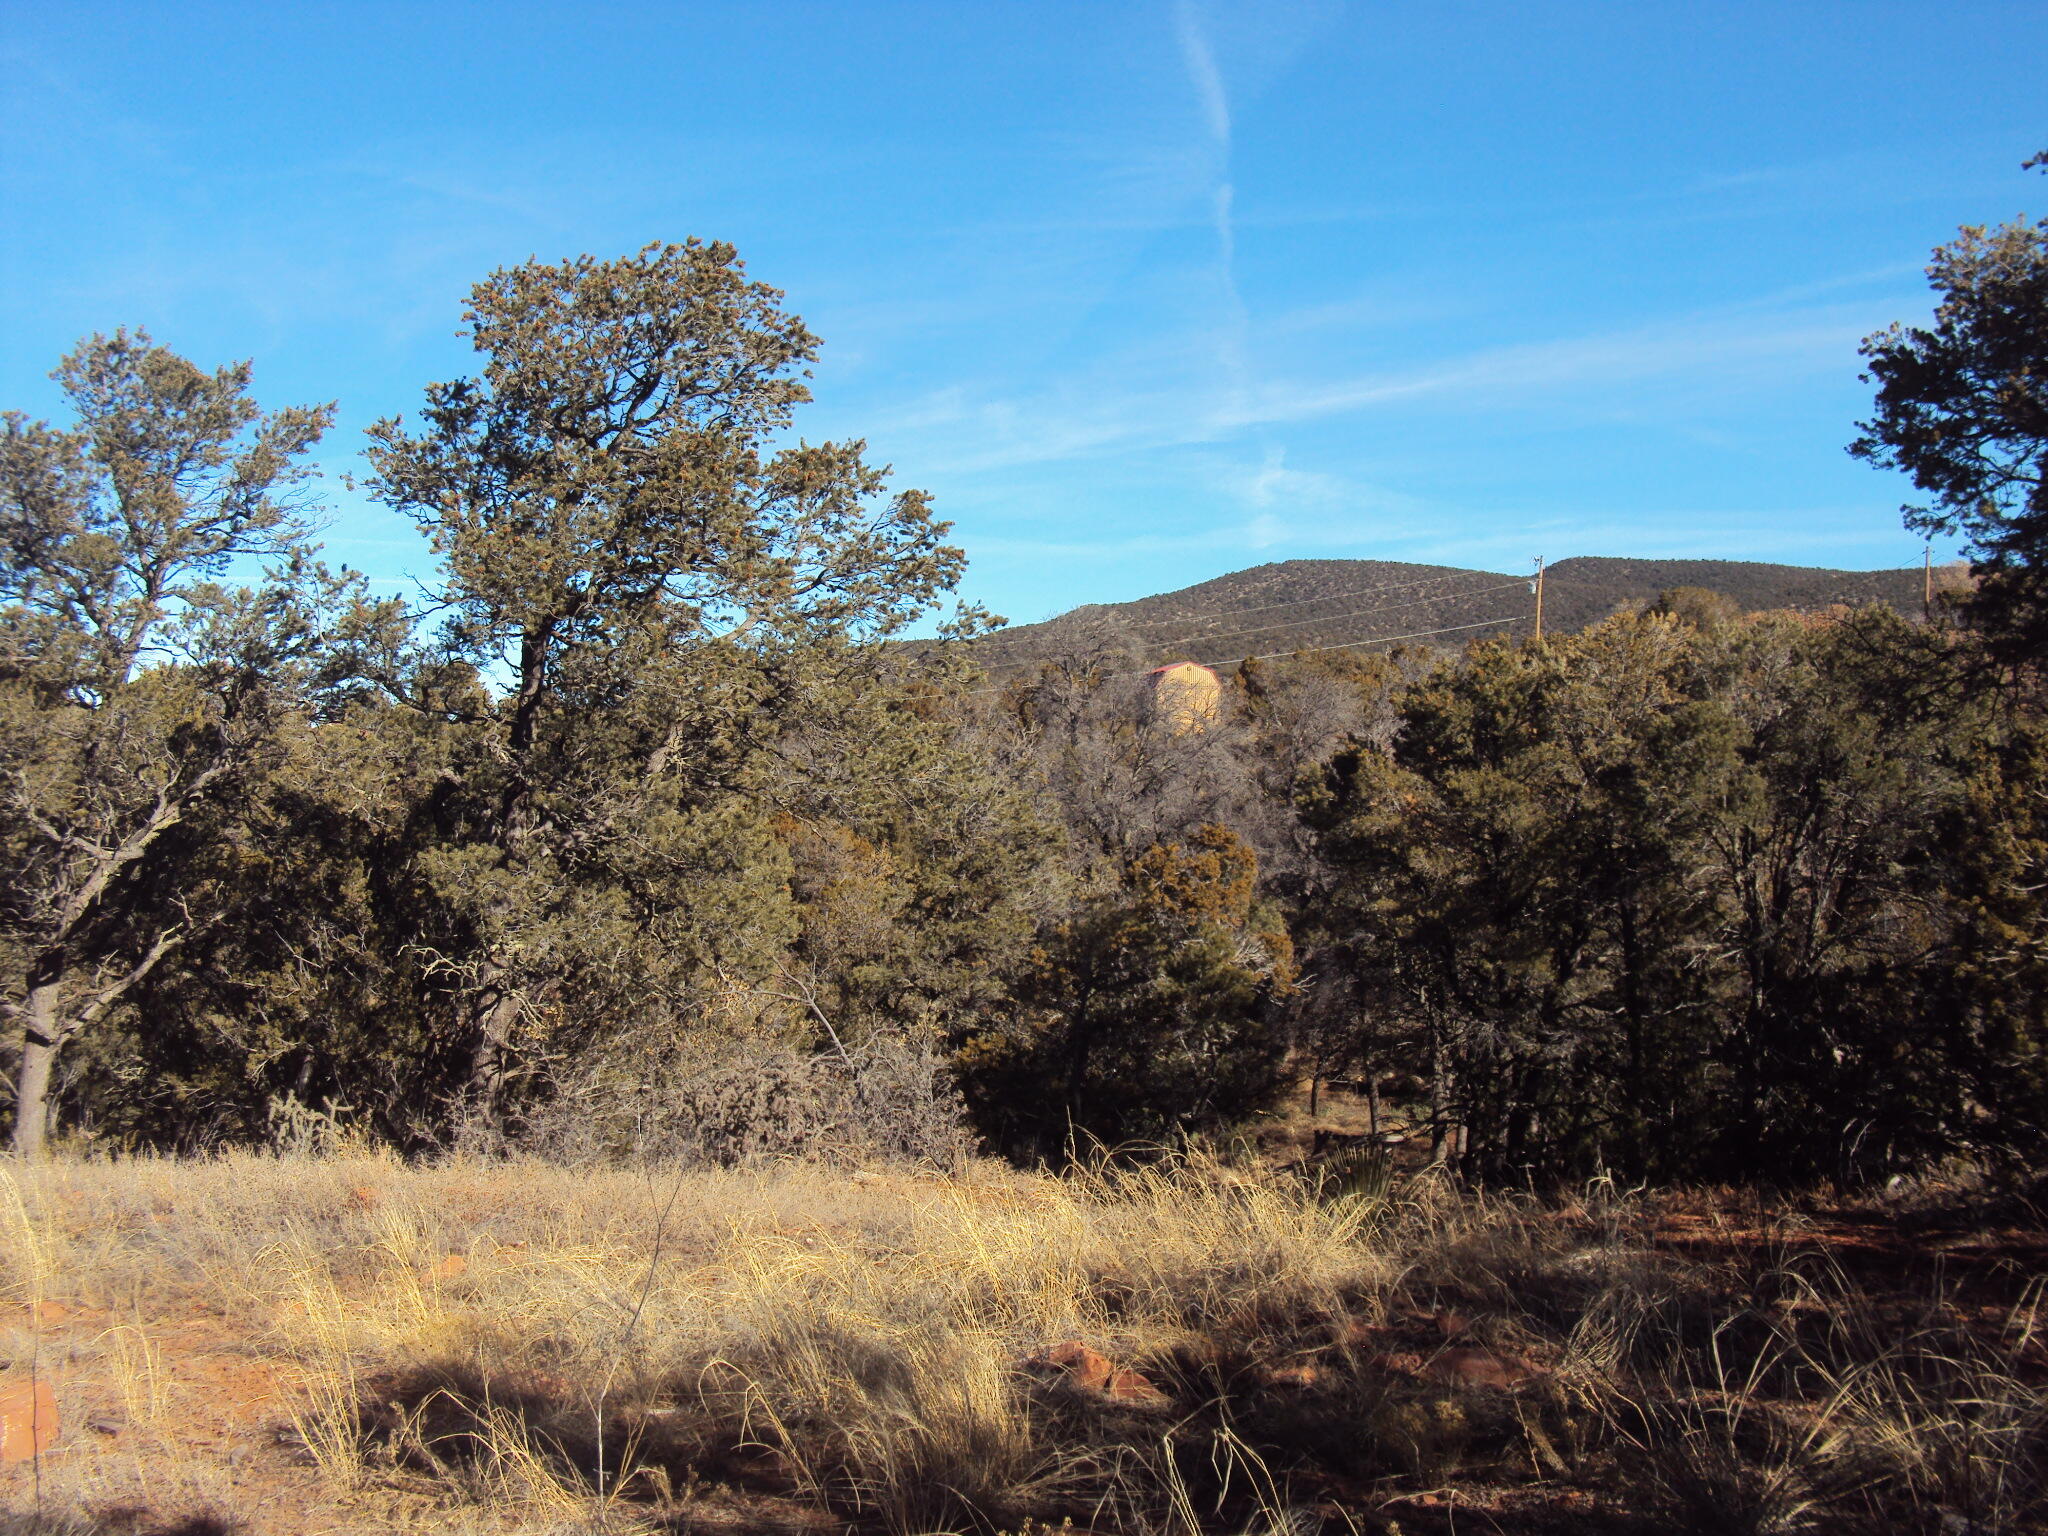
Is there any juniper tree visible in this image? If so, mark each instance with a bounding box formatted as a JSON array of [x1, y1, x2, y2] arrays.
[[1853, 152, 2048, 661], [960, 822, 1296, 1158], [0, 332, 373, 1154], [1301, 603, 2033, 1181], [362, 241, 964, 1116]]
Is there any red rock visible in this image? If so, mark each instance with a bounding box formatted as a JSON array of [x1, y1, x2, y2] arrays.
[[1340, 1317, 1393, 1345], [1106, 1367, 1167, 1403], [1427, 1347, 1535, 1389], [1367, 1350, 1427, 1376], [1036, 1340, 1115, 1390], [1261, 1362, 1325, 1389], [32, 1302, 67, 1326], [429, 1253, 467, 1280], [1025, 1342, 1165, 1402], [0, 1379, 57, 1462]]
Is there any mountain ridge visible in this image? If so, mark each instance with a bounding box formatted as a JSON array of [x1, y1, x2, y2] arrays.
[[970, 556, 1958, 674]]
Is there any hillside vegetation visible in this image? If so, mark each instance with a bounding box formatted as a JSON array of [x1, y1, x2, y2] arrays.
[[966, 557, 1956, 675], [2, 248, 2042, 1187]]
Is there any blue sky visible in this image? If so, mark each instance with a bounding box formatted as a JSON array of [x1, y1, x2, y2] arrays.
[[3, 2, 2042, 626]]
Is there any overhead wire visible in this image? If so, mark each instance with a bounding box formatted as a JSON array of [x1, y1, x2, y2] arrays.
[[1197, 613, 1528, 669], [973, 575, 1533, 679], [966, 609, 1531, 695], [978, 567, 1517, 672], [1147, 577, 1530, 654], [1105, 565, 1512, 632]]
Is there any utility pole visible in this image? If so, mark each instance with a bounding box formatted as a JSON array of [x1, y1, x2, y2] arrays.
[[1923, 541, 1933, 621], [1532, 557, 1546, 641]]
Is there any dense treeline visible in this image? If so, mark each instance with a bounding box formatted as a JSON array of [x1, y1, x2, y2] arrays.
[[5, 178, 2047, 1181], [1303, 597, 2047, 1180]]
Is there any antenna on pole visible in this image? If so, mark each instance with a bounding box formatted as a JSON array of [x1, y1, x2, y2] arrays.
[[1531, 557, 1545, 641]]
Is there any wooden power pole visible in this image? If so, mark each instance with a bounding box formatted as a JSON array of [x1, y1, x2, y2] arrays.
[[1923, 542, 1933, 620], [1532, 557, 1546, 641]]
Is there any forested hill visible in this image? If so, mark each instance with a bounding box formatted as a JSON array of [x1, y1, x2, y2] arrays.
[[969, 555, 1948, 673]]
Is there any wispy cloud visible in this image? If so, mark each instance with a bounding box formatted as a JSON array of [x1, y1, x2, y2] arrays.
[[874, 299, 1873, 478], [1175, 1, 1232, 148], [1173, 2, 1255, 441], [1234, 312, 1868, 427], [967, 500, 1934, 587]]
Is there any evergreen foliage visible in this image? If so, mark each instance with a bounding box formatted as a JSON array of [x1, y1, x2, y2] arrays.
[[4, 234, 2046, 1182], [0, 332, 388, 1153], [1853, 151, 2048, 661], [1303, 606, 2045, 1180], [357, 241, 967, 1126]]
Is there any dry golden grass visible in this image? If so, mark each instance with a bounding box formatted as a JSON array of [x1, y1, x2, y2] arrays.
[[0, 1152, 2039, 1534], [0, 1153, 1381, 1533]]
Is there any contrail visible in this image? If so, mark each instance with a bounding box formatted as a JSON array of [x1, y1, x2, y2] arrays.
[[1175, 3, 1253, 445], [1175, 0, 1232, 147]]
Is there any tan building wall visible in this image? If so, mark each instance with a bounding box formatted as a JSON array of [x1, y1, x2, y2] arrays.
[[1149, 662, 1222, 734]]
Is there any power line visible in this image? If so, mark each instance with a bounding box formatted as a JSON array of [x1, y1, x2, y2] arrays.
[[969, 610, 1531, 694], [977, 576, 1530, 675], [1198, 613, 1530, 670], [1111, 566, 1513, 633], [1168, 579, 1529, 654], [994, 567, 1502, 658]]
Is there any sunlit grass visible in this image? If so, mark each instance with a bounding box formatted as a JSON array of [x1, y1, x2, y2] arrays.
[[1, 1152, 2040, 1533]]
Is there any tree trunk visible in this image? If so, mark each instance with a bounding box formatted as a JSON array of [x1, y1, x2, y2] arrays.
[[1424, 997, 1453, 1167], [12, 980, 67, 1158], [463, 956, 520, 1118], [459, 625, 549, 1114]]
